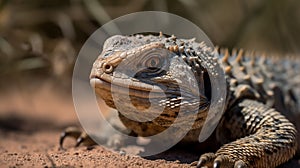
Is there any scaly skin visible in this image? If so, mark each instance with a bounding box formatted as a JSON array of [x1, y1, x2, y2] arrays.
[[61, 33, 300, 168]]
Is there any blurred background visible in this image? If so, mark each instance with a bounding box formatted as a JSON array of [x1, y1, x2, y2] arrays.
[[0, 0, 300, 167], [1, 0, 300, 93]]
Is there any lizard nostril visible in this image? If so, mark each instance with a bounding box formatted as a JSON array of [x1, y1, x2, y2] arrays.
[[102, 63, 113, 73]]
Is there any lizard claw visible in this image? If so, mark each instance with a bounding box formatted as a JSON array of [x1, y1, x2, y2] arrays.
[[197, 153, 215, 168], [197, 153, 247, 168], [213, 155, 231, 167], [59, 126, 96, 149], [60, 127, 81, 149], [213, 160, 221, 168], [234, 160, 247, 168], [75, 136, 84, 147]]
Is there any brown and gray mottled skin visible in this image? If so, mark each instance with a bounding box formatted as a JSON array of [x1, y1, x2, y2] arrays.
[[66, 33, 300, 167]]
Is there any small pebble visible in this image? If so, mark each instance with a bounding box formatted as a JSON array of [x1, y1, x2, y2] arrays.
[[119, 150, 126, 156]]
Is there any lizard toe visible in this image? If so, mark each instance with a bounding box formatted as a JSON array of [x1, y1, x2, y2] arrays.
[[213, 155, 232, 168], [234, 160, 247, 168], [60, 126, 96, 149], [60, 126, 82, 149], [196, 153, 246, 168], [213, 160, 221, 168], [106, 134, 124, 149], [197, 153, 215, 168]]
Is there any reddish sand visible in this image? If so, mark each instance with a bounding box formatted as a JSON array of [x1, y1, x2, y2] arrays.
[[0, 82, 194, 167], [1, 82, 299, 167]]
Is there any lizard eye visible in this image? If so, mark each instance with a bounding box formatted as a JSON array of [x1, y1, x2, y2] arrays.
[[144, 56, 162, 69]]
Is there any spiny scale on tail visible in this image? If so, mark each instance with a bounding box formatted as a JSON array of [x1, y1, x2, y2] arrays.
[[217, 48, 300, 155], [61, 33, 300, 168], [217, 48, 300, 115]]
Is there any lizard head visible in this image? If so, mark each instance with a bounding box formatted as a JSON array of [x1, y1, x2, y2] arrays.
[[90, 34, 215, 131]]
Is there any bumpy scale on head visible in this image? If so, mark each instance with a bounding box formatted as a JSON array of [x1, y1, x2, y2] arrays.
[[90, 33, 219, 136]]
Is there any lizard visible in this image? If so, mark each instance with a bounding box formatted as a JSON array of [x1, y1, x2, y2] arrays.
[[60, 33, 300, 168]]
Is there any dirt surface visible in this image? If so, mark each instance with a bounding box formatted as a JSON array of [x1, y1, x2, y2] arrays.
[[0, 82, 197, 168], [2, 81, 300, 168]]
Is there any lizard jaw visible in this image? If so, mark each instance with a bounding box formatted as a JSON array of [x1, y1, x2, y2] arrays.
[[90, 77, 170, 99], [90, 77, 208, 105], [90, 77, 210, 127]]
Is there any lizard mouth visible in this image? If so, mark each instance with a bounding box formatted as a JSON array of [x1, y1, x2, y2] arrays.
[[91, 75, 208, 110], [90, 74, 209, 127], [90, 75, 210, 128], [90, 76, 208, 104], [90, 76, 169, 99]]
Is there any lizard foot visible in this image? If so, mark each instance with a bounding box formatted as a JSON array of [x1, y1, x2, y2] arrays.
[[59, 126, 127, 150], [196, 152, 247, 168], [59, 126, 96, 149]]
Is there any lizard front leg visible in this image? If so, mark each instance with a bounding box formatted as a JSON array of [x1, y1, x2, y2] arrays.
[[197, 99, 297, 168], [60, 112, 132, 150]]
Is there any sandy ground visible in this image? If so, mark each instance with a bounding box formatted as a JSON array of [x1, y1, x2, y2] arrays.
[[1, 81, 300, 168], [0, 82, 196, 168]]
